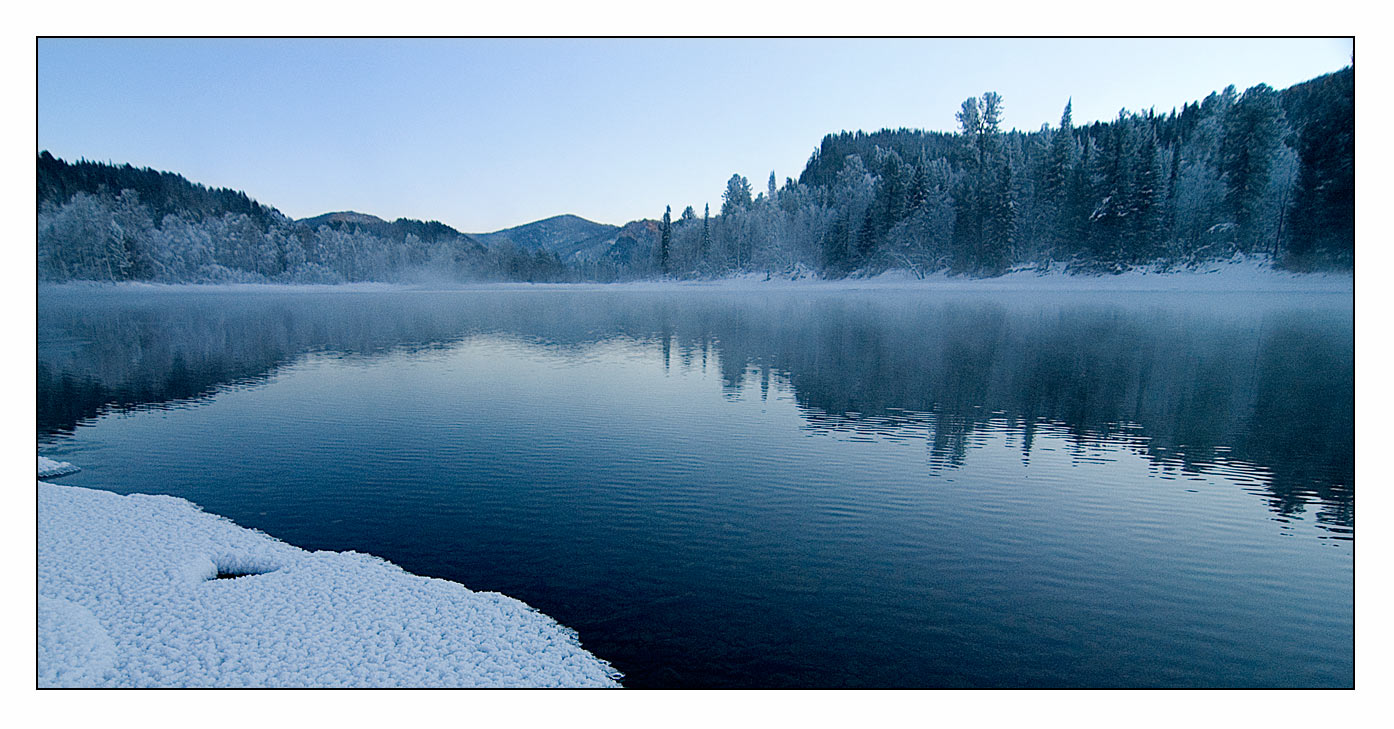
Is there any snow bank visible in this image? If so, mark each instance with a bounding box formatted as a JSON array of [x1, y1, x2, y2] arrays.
[[38, 257, 1352, 297], [37, 482, 621, 687], [864, 258, 1354, 293], [38, 456, 80, 479], [643, 258, 1351, 294]]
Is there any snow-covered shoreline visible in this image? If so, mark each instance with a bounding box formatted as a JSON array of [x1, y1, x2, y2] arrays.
[[37, 258, 1352, 296], [630, 259, 1354, 294], [37, 481, 621, 688]]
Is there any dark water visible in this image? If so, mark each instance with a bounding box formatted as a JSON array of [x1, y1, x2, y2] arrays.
[[37, 284, 1353, 688]]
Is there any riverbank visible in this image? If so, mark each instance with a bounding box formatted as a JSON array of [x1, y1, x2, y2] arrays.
[[37, 257, 1353, 296], [639, 258, 1353, 294], [37, 480, 620, 687]]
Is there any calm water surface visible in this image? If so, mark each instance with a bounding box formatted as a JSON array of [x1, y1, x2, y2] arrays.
[[37, 285, 1353, 688]]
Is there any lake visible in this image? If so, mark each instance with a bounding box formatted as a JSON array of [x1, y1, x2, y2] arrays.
[[36, 283, 1354, 688]]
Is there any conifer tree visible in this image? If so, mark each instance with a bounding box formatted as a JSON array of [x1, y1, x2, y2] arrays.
[[982, 157, 1016, 273], [1222, 83, 1283, 250], [1041, 101, 1077, 258], [701, 203, 711, 262], [1129, 123, 1164, 259], [660, 205, 672, 274], [907, 159, 930, 213], [1286, 68, 1354, 263], [1043, 100, 1074, 200]]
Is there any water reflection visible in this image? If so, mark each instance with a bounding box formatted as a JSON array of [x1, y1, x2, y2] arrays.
[[37, 286, 1353, 536]]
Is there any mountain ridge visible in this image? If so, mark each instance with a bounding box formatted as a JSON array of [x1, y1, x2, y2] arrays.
[[298, 211, 389, 227], [472, 213, 623, 262]]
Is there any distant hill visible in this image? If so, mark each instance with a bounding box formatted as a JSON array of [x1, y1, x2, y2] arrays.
[[299, 210, 487, 253], [474, 214, 621, 261], [298, 211, 388, 227]]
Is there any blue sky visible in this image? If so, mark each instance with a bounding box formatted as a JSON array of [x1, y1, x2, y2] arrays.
[[37, 38, 1352, 233]]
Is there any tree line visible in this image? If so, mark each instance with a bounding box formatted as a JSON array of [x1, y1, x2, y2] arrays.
[[36, 66, 1352, 283]]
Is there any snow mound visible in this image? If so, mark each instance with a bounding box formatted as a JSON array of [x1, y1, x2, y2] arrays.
[[38, 456, 80, 479], [37, 596, 117, 687], [37, 482, 621, 687], [543, 257, 1351, 294]]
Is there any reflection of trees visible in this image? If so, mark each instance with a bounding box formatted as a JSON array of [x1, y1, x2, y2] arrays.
[[702, 296, 1352, 534], [37, 300, 296, 435], [1241, 326, 1354, 532], [38, 288, 1352, 532]]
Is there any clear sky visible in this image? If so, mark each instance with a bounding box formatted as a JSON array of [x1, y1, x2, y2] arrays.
[[37, 38, 1353, 233]]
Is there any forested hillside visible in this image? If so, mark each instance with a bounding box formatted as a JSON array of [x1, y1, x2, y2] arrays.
[[36, 154, 571, 283], [648, 66, 1353, 277], [36, 66, 1353, 284]]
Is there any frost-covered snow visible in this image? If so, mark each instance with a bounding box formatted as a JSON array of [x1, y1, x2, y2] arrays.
[[854, 258, 1353, 293], [37, 482, 621, 687], [37, 256, 1352, 297], [625, 257, 1351, 294], [38, 456, 80, 479]]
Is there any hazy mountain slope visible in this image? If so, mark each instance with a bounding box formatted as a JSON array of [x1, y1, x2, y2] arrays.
[[298, 211, 389, 227], [299, 211, 489, 254], [474, 214, 620, 260]]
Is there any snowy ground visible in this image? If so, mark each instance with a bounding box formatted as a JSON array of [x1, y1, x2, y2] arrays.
[[37, 257, 1352, 296], [630, 258, 1353, 294], [37, 481, 621, 687], [38, 456, 80, 479]]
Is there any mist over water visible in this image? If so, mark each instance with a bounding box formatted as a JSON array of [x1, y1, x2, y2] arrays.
[[37, 285, 1353, 687]]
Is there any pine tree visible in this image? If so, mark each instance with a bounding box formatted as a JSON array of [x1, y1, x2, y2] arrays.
[[1221, 83, 1284, 250], [1286, 68, 1353, 264], [660, 205, 672, 274], [907, 159, 929, 213], [982, 157, 1016, 273], [1086, 121, 1129, 265], [701, 203, 711, 261], [1128, 122, 1164, 260], [1043, 100, 1074, 200], [1165, 136, 1183, 240], [1039, 101, 1077, 260]]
